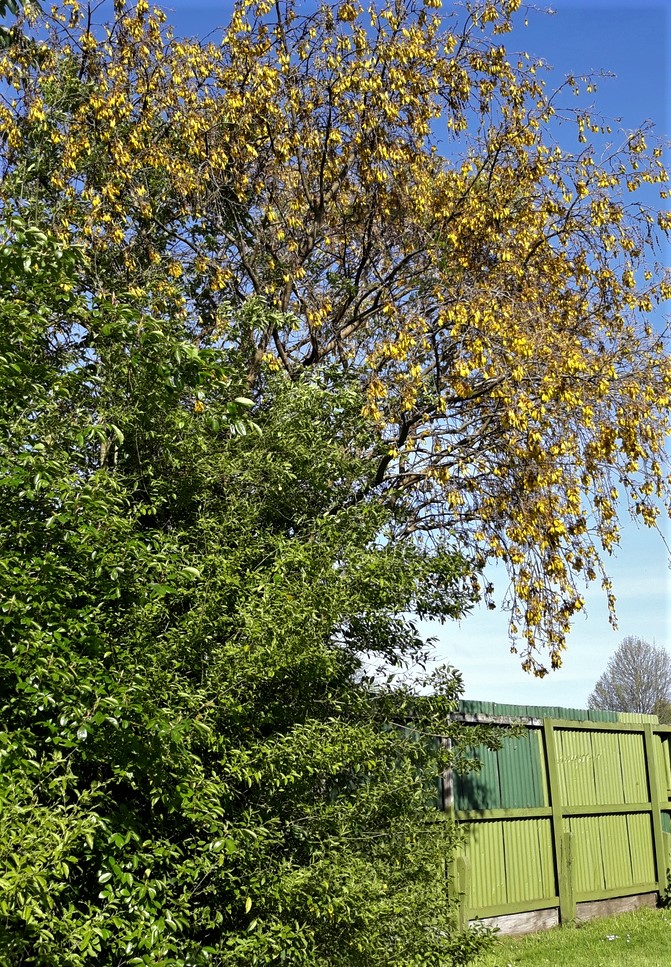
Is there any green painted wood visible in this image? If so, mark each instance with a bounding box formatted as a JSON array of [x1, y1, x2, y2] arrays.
[[663, 831, 671, 877], [663, 738, 671, 799], [447, 843, 467, 927], [554, 728, 569, 807], [560, 830, 576, 922], [562, 802, 652, 816], [455, 807, 553, 821], [457, 854, 469, 931], [643, 724, 667, 893], [456, 803, 654, 819], [469, 897, 559, 919], [535, 728, 550, 807], [654, 734, 671, 801], [542, 721, 567, 920], [573, 883, 659, 902]]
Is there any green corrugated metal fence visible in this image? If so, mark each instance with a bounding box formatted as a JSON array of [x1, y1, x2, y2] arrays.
[[448, 702, 671, 926]]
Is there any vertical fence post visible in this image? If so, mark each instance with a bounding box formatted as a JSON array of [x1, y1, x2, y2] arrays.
[[456, 853, 469, 931], [447, 846, 469, 931], [444, 737, 471, 930], [643, 724, 667, 897], [560, 829, 576, 923], [543, 720, 574, 923]]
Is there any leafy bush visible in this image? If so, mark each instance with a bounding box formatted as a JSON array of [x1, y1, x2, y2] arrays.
[[0, 220, 493, 965]]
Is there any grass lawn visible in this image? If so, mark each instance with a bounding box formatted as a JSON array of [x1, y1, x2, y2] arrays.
[[472, 907, 671, 967]]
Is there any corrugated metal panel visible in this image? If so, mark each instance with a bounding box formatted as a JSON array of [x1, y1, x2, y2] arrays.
[[618, 711, 659, 724], [458, 701, 610, 722], [618, 731, 647, 803], [658, 736, 671, 799], [466, 821, 506, 910], [454, 743, 501, 811], [457, 701, 661, 724], [664, 830, 671, 870], [626, 813, 656, 885], [591, 730, 624, 804], [653, 733, 670, 801], [535, 728, 550, 807], [455, 730, 548, 811], [503, 819, 555, 903], [537, 817, 556, 898], [575, 730, 597, 805], [495, 703, 521, 717], [498, 731, 545, 809], [588, 709, 618, 723], [558, 729, 597, 806], [568, 816, 604, 894], [555, 729, 569, 806], [600, 814, 634, 890], [569, 708, 590, 721]]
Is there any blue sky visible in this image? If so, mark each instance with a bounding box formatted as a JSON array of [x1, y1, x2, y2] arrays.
[[163, 0, 671, 708], [431, 0, 671, 708]]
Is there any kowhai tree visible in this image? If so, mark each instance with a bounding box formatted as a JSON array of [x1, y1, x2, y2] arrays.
[[1, 0, 669, 670]]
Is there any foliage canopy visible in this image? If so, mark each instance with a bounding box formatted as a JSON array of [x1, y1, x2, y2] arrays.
[[1, 0, 669, 669], [0, 217, 492, 963]]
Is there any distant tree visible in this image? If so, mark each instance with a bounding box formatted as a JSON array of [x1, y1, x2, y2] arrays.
[[588, 637, 671, 716], [653, 699, 671, 725]]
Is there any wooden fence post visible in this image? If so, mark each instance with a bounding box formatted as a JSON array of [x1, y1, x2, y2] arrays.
[[457, 853, 469, 931], [643, 724, 667, 897], [543, 720, 574, 923], [560, 829, 576, 924], [447, 848, 469, 931]]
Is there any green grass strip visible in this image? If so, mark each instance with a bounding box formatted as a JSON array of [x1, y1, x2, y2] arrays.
[[473, 907, 671, 967]]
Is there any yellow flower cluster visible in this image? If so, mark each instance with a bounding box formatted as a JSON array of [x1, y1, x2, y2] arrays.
[[1, 0, 669, 671]]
